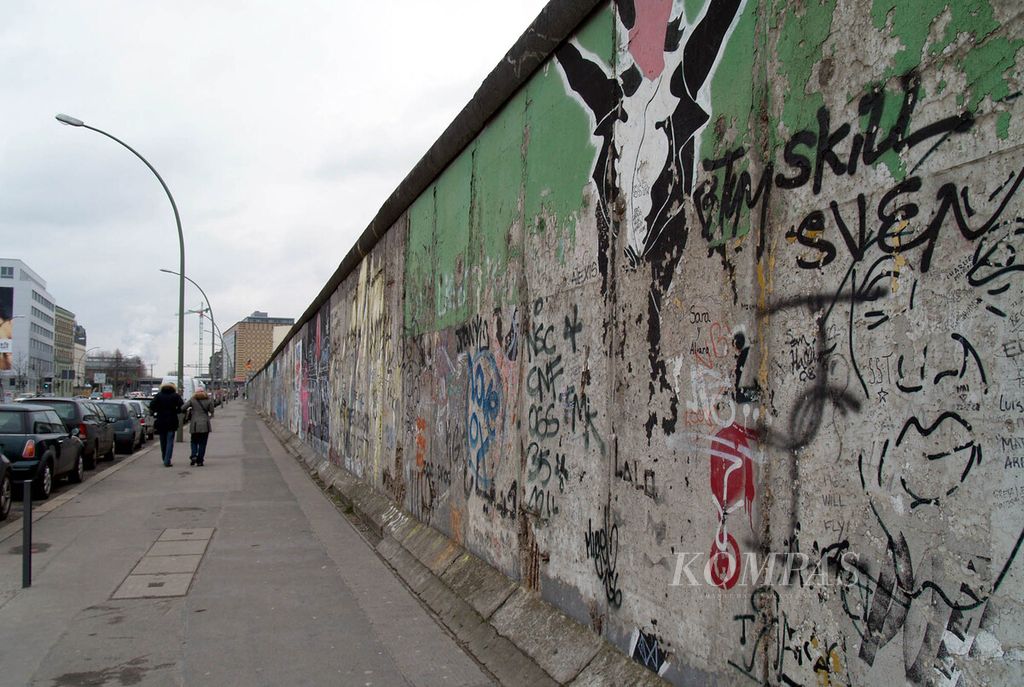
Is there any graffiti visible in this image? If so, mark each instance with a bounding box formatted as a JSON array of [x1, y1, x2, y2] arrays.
[[523, 297, 603, 519], [614, 453, 657, 499], [584, 505, 622, 608], [466, 349, 502, 490], [557, 0, 747, 440], [570, 261, 600, 286], [708, 423, 759, 589], [455, 313, 489, 353], [629, 628, 669, 676], [246, 2, 1024, 685], [730, 587, 852, 686]]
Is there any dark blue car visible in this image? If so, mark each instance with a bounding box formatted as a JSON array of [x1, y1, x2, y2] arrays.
[[96, 401, 143, 454]]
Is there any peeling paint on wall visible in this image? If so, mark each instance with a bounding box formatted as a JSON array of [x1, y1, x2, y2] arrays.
[[252, 1, 1024, 684]]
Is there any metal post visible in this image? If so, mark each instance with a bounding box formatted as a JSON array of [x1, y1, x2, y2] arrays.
[[22, 481, 31, 588], [56, 114, 186, 442]]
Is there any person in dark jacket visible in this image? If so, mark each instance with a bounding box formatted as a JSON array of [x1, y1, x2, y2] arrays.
[[150, 383, 184, 467], [184, 389, 214, 466]]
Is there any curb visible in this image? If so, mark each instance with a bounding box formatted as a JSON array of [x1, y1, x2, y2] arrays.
[[258, 412, 668, 687]]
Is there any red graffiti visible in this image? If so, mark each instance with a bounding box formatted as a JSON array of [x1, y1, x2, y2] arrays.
[[709, 423, 758, 589]]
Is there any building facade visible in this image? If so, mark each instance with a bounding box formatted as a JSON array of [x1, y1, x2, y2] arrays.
[[85, 351, 147, 396], [223, 311, 293, 382], [53, 305, 76, 396], [0, 258, 56, 396]]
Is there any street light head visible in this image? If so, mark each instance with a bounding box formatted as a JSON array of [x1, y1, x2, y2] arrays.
[[159, 268, 176, 276], [55, 113, 85, 127]]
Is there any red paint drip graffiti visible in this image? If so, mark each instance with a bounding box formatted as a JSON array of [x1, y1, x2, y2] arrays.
[[709, 423, 758, 589]]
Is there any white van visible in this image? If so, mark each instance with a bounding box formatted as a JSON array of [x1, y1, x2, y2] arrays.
[[160, 375, 204, 399]]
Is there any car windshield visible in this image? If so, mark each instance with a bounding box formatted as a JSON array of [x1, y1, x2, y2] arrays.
[[0, 410, 25, 434], [98, 403, 124, 418], [32, 400, 75, 422]]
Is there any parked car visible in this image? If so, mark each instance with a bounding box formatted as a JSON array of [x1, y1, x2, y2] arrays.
[[124, 399, 154, 440], [0, 451, 11, 521], [16, 397, 116, 469], [96, 401, 144, 454], [0, 403, 85, 500]]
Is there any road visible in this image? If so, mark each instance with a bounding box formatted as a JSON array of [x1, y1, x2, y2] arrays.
[[0, 402, 493, 686]]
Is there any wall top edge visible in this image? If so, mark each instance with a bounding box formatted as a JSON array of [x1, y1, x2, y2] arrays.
[[257, 0, 602, 376]]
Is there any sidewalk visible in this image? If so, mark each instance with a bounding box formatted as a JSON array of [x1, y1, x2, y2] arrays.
[[0, 403, 493, 686]]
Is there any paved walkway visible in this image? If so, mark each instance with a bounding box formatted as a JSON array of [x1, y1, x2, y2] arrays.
[[0, 402, 493, 686]]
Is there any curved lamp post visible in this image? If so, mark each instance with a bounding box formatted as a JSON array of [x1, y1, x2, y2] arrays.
[[75, 345, 101, 391], [159, 268, 231, 388], [56, 113, 186, 441]]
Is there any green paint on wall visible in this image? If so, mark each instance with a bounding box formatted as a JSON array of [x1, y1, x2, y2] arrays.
[[524, 8, 612, 262], [684, 0, 704, 24], [471, 88, 527, 306], [700, 0, 757, 163], [405, 191, 435, 335], [961, 35, 1023, 112], [433, 150, 473, 329], [774, 0, 837, 137], [575, 3, 614, 64], [870, 0, 1022, 123], [857, 81, 911, 180], [997, 111, 1011, 140]]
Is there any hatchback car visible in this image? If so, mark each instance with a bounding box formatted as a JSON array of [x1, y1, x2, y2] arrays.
[[96, 401, 143, 454], [0, 403, 85, 500], [16, 397, 116, 469], [125, 399, 154, 441]]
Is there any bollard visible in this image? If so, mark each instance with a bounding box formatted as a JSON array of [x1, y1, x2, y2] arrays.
[[22, 480, 31, 588]]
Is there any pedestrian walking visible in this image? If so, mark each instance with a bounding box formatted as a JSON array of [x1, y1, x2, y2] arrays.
[[149, 382, 184, 467], [184, 389, 214, 466]]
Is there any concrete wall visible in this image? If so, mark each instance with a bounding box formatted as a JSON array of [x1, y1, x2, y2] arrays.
[[252, 1, 1024, 683]]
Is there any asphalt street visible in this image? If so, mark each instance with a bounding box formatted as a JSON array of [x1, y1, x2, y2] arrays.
[[0, 402, 494, 687]]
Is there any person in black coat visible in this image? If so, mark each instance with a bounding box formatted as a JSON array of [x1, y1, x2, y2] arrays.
[[150, 383, 184, 467]]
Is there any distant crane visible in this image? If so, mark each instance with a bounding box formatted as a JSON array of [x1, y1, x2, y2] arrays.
[[179, 303, 212, 377]]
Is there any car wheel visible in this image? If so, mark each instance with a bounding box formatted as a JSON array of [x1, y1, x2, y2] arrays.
[[104, 443, 115, 461], [121, 440, 134, 455], [0, 473, 11, 521], [84, 442, 97, 470], [32, 461, 53, 500], [68, 453, 84, 484]]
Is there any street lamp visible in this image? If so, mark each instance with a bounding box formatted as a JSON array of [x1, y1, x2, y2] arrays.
[[76, 345, 101, 392], [56, 113, 186, 441], [159, 269, 229, 389]]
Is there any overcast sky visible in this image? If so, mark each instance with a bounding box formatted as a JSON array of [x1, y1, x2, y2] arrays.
[[1, 0, 550, 378]]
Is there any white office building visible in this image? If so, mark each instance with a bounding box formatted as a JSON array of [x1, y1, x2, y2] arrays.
[[0, 258, 57, 397]]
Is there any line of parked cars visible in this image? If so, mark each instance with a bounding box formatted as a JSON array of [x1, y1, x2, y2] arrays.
[[0, 396, 157, 520]]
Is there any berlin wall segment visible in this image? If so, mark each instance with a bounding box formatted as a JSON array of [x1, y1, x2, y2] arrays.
[[250, 1, 1024, 685]]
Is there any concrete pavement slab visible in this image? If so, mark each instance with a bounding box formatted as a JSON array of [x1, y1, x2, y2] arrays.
[[442, 551, 519, 620], [147, 538, 209, 556], [131, 554, 202, 575], [158, 527, 214, 541], [112, 572, 193, 598], [490, 587, 604, 684], [568, 643, 670, 686]]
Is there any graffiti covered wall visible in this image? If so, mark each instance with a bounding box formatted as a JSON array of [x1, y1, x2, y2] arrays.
[[252, 1, 1024, 683]]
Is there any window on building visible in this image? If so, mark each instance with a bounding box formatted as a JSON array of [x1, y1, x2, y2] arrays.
[[0, 266, 12, 279]]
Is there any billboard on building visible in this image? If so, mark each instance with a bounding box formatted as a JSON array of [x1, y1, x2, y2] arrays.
[[0, 286, 13, 371]]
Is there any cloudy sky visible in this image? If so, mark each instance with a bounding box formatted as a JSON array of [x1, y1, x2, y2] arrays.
[[1, 0, 550, 378]]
